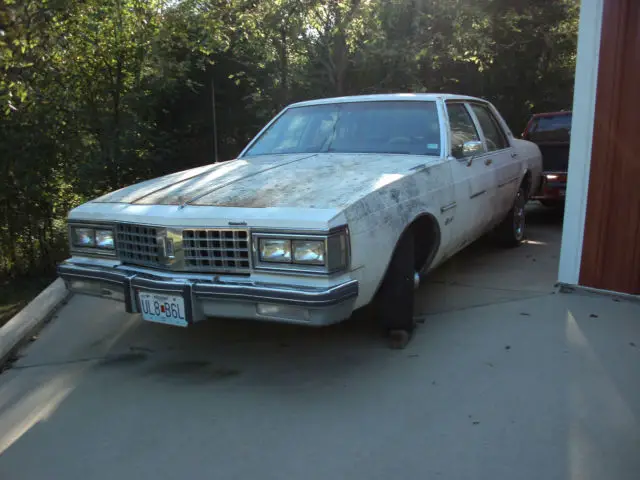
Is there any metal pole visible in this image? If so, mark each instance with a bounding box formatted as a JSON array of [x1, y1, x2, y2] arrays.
[[211, 76, 218, 162]]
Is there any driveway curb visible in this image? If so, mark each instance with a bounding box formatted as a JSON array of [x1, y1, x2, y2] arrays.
[[0, 278, 70, 366], [557, 282, 639, 304]]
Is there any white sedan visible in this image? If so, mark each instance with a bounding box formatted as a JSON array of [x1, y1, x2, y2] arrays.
[[58, 94, 541, 347]]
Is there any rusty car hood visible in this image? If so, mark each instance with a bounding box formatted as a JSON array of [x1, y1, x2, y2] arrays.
[[92, 153, 441, 210]]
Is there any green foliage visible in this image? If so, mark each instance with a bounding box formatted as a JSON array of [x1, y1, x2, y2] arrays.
[[0, 0, 579, 279]]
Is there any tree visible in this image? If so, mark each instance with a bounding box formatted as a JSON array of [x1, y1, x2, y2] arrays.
[[0, 0, 579, 280]]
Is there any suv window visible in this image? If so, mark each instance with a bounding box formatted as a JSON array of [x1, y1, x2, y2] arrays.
[[446, 103, 481, 158], [470, 104, 509, 151]]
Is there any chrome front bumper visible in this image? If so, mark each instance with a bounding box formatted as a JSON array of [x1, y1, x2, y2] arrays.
[[57, 262, 359, 327]]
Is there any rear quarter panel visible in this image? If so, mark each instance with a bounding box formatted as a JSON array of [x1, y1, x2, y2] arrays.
[[487, 102, 543, 194], [512, 138, 543, 193]]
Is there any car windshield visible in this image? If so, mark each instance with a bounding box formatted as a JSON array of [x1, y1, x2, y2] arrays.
[[243, 101, 441, 157]]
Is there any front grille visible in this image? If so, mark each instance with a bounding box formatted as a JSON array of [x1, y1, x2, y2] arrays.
[[183, 229, 250, 272], [115, 224, 162, 268], [114, 223, 250, 274]]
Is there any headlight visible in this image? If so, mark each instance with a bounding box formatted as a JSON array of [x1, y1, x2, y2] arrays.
[[254, 228, 349, 273], [72, 227, 96, 247], [259, 238, 291, 263], [70, 225, 115, 253], [292, 240, 325, 265], [95, 229, 115, 249]]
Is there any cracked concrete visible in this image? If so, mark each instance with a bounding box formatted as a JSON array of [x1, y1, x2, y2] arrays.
[[1, 205, 639, 480]]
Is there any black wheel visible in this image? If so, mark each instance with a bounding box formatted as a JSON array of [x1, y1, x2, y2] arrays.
[[376, 232, 416, 345], [497, 186, 526, 247]]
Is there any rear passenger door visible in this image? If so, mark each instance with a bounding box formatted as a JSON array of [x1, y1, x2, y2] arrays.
[[468, 102, 521, 216]]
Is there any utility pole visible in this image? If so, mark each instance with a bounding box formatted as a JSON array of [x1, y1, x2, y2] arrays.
[[211, 76, 219, 162]]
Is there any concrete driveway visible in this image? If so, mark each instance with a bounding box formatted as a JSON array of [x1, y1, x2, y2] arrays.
[[1, 206, 639, 480]]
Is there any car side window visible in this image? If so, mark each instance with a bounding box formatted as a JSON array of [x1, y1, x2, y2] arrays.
[[470, 104, 509, 151], [446, 103, 481, 158]]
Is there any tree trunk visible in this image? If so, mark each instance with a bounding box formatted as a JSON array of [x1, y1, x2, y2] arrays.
[[278, 25, 289, 107], [333, 33, 348, 96], [111, 64, 122, 188], [111, 0, 124, 188]]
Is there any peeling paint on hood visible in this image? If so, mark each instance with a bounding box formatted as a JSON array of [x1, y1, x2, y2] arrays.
[[92, 153, 442, 209]]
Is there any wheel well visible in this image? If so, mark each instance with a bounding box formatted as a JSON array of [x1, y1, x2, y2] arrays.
[[369, 214, 441, 305], [408, 214, 440, 272]]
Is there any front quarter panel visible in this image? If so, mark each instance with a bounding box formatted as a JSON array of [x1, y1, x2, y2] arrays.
[[342, 160, 453, 308]]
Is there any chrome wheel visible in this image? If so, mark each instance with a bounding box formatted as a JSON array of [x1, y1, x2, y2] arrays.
[[496, 186, 527, 247]]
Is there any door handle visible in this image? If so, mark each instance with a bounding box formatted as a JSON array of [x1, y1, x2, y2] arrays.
[[511, 152, 518, 158], [485, 158, 493, 166]]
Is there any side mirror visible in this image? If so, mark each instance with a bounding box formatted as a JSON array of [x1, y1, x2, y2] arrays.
[[453, 140, 484, 160]]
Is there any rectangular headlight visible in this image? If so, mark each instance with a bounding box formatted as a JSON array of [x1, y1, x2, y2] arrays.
[[69, 224, 116, 255], [292, 240, 325, 265], [72, 227, 96, 247], [95, 229, 115, 249], [259, 238, 292, 263], [253, 228, 349, 274]]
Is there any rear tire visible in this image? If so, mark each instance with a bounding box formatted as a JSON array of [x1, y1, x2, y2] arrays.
[[376, 233, 416, 342], [497, 186, 526, 247]]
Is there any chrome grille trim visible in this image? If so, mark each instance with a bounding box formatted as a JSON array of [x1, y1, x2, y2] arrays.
[[115, 224, 162, 268], [113, 223, 251, 274], [183, 229, 250, 273]]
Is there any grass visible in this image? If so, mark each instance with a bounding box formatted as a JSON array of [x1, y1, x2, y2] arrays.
[[0, 275, 56, 328]]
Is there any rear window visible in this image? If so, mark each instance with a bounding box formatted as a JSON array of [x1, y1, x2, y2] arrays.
[[530, 114, 572, 133], [525, 113, 572, 144]]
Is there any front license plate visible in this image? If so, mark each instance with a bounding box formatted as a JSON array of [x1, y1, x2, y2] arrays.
[[138, 292, 188, 327]]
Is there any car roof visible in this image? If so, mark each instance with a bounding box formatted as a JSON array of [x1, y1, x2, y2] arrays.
[[288, 93, 486, 108]]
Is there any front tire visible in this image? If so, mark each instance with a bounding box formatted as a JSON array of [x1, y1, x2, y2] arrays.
[[497, 186, 526, 247], [376, 233, 416, 343]]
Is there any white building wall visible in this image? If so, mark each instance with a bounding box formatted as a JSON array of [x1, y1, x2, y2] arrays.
[[558, 0, 605, 285]]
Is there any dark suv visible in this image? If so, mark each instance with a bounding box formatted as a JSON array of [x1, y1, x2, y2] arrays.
[[522, 111, 571, 207]]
